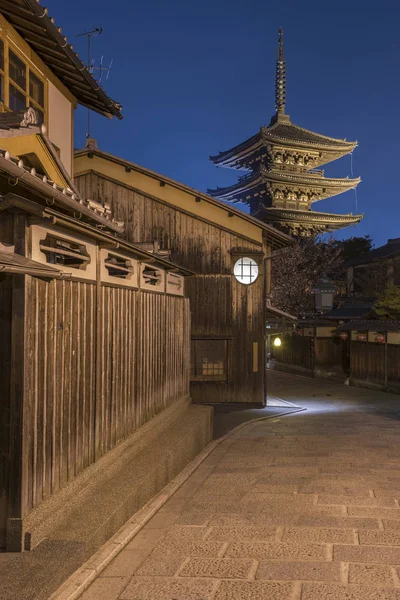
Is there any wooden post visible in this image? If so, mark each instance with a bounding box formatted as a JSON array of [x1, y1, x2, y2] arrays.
[[7, 215, 28, 552], [384, 335, 388, 391]]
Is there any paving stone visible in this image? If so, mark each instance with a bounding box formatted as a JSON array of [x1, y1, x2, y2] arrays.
[[207, 526, 278, 542], [225, 541, 329, 560], [135, 554, 185, 577], [299, 484, 373, 494], [318, 495, 397, 507], [125, 528, 166, 550], [145, 511, 180, 528], [348, 507, 400, 519], [214, 581, 294, 599], [383, 520, 400, 531], [175, 512, 213, 525], [209, 513, 299, 527], [251, 484, 298, 494], [301, 583, 400, 600], [359, 531, 400, 546], [79, 577, 130, 600], [283, 527, 356, 544], [179, 558, 255, 579], [296, 515, 381, 530], [241, 492, 315, 505], [119, 577, 216, 599], [256, 560, 341, 581], [151, 539, 225, 557], [334, 544, 400, 564], [100, 549, 149, 577], [163, 526, 210, 541], [348, 563, 395, 586]]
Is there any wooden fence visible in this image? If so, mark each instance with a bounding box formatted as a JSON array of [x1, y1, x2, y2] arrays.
[[351, 342, 400, 393], [24, 278, 190, 514]]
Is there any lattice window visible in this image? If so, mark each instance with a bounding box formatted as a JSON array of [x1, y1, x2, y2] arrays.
[[233, 257, 259, 285], [166, 272, 184, 295], [191, 339, 228, 382], [104, 253, 133, 279], [39, 234, 90, 270]]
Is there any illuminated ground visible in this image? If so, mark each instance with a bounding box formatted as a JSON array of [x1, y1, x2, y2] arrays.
[[75, 372, 400, 599]]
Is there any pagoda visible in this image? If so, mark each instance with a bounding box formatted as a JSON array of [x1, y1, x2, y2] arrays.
[[208, 30, 363, 236]]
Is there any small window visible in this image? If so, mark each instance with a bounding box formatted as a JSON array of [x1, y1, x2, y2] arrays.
[[104, 253, 133, 279], [39, 234, 90, 270], [233, 257, 259, 285], [9, 83, 26, 112], [166, 272, 184, 295], [142, 266, 163, 287], [191, 339, 228, 382], [9, 50, 26, 90], [29, 72, 44, 107], [0, 39, 4, 71]]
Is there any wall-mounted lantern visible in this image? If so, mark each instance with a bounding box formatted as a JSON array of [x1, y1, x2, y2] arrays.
[[340, 332, 348, 341], [357, 333, 367, 342], [273, 337, 282, 347], [375, 333, 386, 344]]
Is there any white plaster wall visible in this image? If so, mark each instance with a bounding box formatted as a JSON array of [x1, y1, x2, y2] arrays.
[[48, 81, 73, 175]]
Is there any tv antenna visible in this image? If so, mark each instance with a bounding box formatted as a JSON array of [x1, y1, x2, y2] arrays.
[[76, 27, 114, 139]]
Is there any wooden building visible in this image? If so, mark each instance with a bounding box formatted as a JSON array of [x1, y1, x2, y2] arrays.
[[0, 2, 212, 556], [74, 147, 292, 406], [208, 30, 363, 236]]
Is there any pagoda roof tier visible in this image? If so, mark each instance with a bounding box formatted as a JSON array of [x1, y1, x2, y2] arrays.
[[208, 169, 361, 204], [210, 120, 358, 170], [253, 207, 363, 233]]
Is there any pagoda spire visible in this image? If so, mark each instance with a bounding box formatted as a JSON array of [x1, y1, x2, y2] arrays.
[[275, 29, 286, 114]]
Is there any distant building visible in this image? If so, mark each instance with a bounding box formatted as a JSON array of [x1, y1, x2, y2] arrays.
[[208, 30, 363, 236], [346, 237, 400, 298]]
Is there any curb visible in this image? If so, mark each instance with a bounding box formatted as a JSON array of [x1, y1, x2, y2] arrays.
[[49, 404, 306, 600]]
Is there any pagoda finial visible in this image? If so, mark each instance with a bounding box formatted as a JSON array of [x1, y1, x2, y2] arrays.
[[275, 28, 286, 116]]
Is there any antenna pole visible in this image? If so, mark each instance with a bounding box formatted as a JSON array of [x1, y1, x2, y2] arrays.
[[76, 27, 103, 139]]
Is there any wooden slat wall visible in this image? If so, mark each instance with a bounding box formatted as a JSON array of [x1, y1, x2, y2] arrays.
[[23, 278, 190, 514], [75, 173, 262, 274], [75, 172, 266, 405], [272, 335, 313, 370]]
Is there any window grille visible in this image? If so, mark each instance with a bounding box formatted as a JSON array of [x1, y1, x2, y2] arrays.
[[104, 253, 133, 279], [39, 234, 90, 270], [233, 257, 259, 285], [191, 339, 228, 382], [142, 266, 163, 287]]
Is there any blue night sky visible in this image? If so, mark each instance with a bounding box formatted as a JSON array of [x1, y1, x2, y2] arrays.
[[48, 0, 399, 247]]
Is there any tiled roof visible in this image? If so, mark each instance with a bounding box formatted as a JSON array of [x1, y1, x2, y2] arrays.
[[338, 320, 400, 332], [263, 121, 356, 148], [0, 142, 124, 233], [0, 0, 122, 119], [345, 238, 400, 267], [323, 301, 374, 320]]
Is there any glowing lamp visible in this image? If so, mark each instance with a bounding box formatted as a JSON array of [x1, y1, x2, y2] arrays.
[[376, 334, 385, 344], [340, 332, 348, 341], [357, 333, 367, 342], [273, 337, 282, 347]]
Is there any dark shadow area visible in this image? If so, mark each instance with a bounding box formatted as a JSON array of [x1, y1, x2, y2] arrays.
[[210, 403, 302, 439]]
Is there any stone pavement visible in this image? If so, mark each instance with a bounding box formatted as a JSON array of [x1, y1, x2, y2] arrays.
[[75, 373, 400, 599]]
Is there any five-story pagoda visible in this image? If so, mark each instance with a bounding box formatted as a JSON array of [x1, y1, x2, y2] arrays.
[[208, 30, 362, 236]]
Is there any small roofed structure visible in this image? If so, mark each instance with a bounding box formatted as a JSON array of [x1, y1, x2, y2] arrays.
[[208, 29, 362, 236]]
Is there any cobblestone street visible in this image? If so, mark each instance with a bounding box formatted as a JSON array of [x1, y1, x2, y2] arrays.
[[77, 373, 400, 599]]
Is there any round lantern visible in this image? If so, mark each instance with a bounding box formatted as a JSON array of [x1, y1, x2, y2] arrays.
[[375, 334, 385, 344], [340, 332, 348, 341], [357, 333, 367, 342]]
